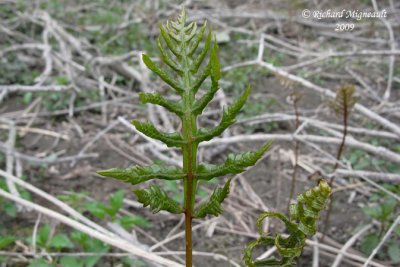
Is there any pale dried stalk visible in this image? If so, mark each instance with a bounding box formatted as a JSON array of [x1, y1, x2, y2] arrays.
[[241, 113, 399, 140], [362, 215, 400, 267], [223, 35, 400, 137], [4, 119, 21, 209], [200, 134, 400, 164], [0, 169, 109, 235], [371, 0, 396, 101], [0, 188, 184, 267], [331, 224, 373, 267]]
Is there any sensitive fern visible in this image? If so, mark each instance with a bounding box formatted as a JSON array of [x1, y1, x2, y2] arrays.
[[243, 180, 331, 267], [97, 9, 269, 266], [97, 8, 330, 267]]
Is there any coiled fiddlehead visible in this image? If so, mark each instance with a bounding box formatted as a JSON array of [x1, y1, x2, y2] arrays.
[[243, 180, 331, 267]]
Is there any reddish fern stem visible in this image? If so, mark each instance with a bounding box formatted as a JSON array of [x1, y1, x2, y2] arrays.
[[331, 108, 348, 179], [288, 94, 301, 210], [323, 101, 349, 239], [184, 145, 194, 267]]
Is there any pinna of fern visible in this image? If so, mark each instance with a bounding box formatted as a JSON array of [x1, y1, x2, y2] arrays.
[[96, 8, 271, 266]]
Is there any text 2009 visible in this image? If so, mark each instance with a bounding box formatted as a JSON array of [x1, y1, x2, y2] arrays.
[[335, 23, 355, 31]]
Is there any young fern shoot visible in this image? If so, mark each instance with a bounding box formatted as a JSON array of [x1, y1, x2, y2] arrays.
[[329, 84, 358, 180], [323, 84, 358, 237], [97, 9, 270, 267]]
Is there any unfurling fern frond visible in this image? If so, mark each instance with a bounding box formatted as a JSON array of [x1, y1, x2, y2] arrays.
[[329, 84, 358, 117], [195, 178, 231, 218], [243, 180, 331, 267], [134, 185, 182, 214]]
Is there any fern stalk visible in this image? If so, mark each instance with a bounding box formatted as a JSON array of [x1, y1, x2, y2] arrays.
[[331, 105, 348, 177], [180, 28, 198, 267], [323, 84, 358, 238], [287, 92, 302, 211]]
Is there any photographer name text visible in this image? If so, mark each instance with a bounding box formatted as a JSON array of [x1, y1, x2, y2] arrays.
[[302, 9, 388, 32], [312, 9, 387, 20]]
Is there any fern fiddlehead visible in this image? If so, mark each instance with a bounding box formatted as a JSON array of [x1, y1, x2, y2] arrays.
[[97, 9, 270, 266], [243, 180, 331, 267]]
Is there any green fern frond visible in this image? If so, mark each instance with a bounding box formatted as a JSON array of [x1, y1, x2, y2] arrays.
[[190, 65, 210, 93], [177, 8, 186, 25], [159, 23, 181, 59], [139, 92, 183, 116], [157, 38, 183, 75], [192, 42, 220, 115], [192, 80, 219, 115], [188, 22, 207, 57], [243, 180, 331, 267], [142, 54, 184, 94], [196, 85, 251, 142], [191, 30, 212, 74], [131, 120, 185, 147], [194, 178, 231, 218], [185, 22, 198, 42], [97, 164, 185, 185], [289, 177, 331, 236], [209, 41, 221, 81], [97, 9, 274, 266], [196, 142, 271, 180], [134, 185, 183, 214]]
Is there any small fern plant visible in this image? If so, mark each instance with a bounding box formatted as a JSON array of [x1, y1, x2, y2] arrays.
[[97, 9, 330, 267], [323, 84, 358, 236]]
